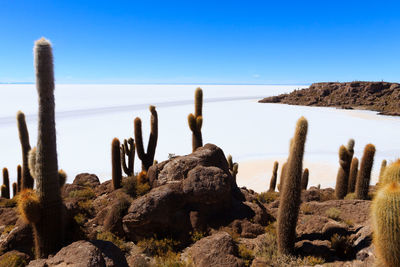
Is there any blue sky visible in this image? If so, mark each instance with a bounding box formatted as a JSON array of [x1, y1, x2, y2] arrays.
[[0, 0, 399, 84]]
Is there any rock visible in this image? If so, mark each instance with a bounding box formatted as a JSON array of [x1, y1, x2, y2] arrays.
[[0, 219, 33, 257], [0, 250, 30, 266], [295, 239, 332, 259], [0, 207, 18, 226], [73, 173, 101, 187], [27, 240, 128, 267], [183, 232, 245, 267]]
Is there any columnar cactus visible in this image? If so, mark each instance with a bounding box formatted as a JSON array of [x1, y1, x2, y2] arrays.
[[301, 168, 309, 190], [134, 106, 158, 171], [17, 165, 22, 193], [17, 111, 34, 189], [378, 159, 387, 184], [227, 155, 238, 181], [277, 117, 308, 255], [112, 138, 122, 190], [372, 181, 400, 267], [188, 88, 203, 152], [379, 159, 400, 185], [277, 162, 287, 192], [2, 168, 10, 199], [12, 183, 17, 198], [335, 145, 351, 199], [28, 147, 37, 179], [18, 38, 63, 258], [355, 144, 376, 200], [347, 157, 359, 193], [268, 161, 279, 192], [120, 138, 135, 176], [347, 139, 355, 159]]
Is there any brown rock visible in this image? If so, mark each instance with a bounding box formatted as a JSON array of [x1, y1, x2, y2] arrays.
[[73, 173, 101, 187]]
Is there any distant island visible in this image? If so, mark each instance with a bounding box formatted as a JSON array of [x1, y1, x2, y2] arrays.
[[259, 81, 400, 116]]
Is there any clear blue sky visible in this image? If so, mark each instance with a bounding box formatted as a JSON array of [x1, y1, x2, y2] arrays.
[[1, 0, 399, 84]]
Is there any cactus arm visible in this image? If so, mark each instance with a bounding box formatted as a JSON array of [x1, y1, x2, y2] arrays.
[[17, 111, 34, 189]]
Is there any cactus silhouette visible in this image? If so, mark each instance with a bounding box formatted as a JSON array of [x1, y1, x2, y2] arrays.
[[379, 159, 400, 186], [355, 144, 376, 200], [335, 145, 351, 199], [2, 168, 10, 199], [112, 138, 122, 190], [268, 161, 279, 192], [18, 38, 63, 258], [277, 117, 308, 255], [347, 157, 359, 193], [12, 183, 17, 198], [378, 159, 387, 184], [188, 88, 203, 151], [134, 105, 158, 171], [17, 111, 34, 189], [121, 138, 135, 176], [301, 168, 309, 190], [227, 155, 239, 181], [17, 165, 22, 193], [372, 181, 400, 267]]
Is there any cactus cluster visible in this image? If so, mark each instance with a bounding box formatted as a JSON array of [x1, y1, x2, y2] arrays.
[[334, 139, 355, 199], [227, 154, 238, 181], [121, 137, 135, 176], [188, 88, 203, 152], [277, 117, 308, 255]]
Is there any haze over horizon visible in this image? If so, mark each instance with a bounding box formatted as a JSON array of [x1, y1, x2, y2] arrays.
[[1, 0, 399, 84]]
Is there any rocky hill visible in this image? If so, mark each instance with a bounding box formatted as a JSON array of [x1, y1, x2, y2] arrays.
[[259, 81, 400, 116]]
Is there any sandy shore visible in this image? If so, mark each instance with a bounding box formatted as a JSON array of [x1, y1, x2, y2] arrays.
[[236, 158, 379, 193]]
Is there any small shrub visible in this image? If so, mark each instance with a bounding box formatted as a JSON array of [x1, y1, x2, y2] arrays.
[[0, 252, 27, 267], [73, 213, 86, 226], [136, 182, 151, 196], [257, 191, 279, 204], [344, 193, 356, 200], [78, 199, 93, 211], [238, 244, 254, 267], [343, 219, 354, 227], [69, 188, 95, 199], [123, 175, 137, 197], [155, 251, 188, 267], [325, 207, 341, 221], [330, 234, 353, 259], [137, 237, 181, 257], [1, 225, 15, 235], [0, 198, 16, 208], [264, 222, 277, 236], [97, 231, 130, 252], [302, 256, 325, 265], [300, 203, 313, 215], [190, 231, 205, 243]]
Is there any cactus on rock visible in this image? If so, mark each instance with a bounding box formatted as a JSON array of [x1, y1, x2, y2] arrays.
[[112, 138, 122, 190], [188, 88, 203, 152], [120, 138, 135, 176], [227, 155, 239, 181], [134, 105, 158, 171], [355, 144, 376, 200], [17, 111, 34, 189], [268, 161, 279, 192], [277, 117, 308, 255]]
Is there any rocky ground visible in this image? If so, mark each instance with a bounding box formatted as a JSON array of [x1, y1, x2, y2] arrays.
[[0, 144, 378, 266], [259, 81, 400, 116]]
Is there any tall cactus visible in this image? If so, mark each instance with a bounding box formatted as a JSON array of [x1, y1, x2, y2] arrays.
[[188, 88, 203, 152], [379, 159, 400, 186], [18, 38, 63, 258], [268, 161, 279, 192], [2, 168, 10, 199], [347, 157, 359, 193], [277, 162, 287, 192], [17, 111, 34, 189], [120, 138, 135, 176], [17, 165, 22, 193], [335, 145, 351, 199], [355, 144, 376, 200], [301, 168, 309, 190], [227, 155, 238, 181], [134, 105, 158, 171], [277, 117, 308, 255], [12, 183, 17, 198], [378, 159, 387, 184], [372, 181, 400, 267], [112, 138, 122, 190]]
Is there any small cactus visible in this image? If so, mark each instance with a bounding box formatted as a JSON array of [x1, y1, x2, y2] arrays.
[[379, 159, 400, 186], [17, 111, 34, 189], [347, 157, 359, 193], [301, 168, 309, 190], [268, 161, 279, 192], [120, 138, 135, 176], [355, 144, 376, 200], [347, 139, 355, 159], [188, 88, 203, 152], [372, 181, 400, 267], [335, 145, 351, 199], [134, 105, 158, 171], [112, 138, 122, 190], [12, 183, 17, 198], [277, 162, 287, 192], [227, 155, 239, 181], [17, 165, 22, 193], [2, 168, 10, 199], [277, 117, 308, 255], [378, 159, 387, 184]]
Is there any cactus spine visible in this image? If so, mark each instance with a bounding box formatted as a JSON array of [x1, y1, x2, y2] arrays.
[[227, 155, 238, 181], [268, 161, 279, 192], [277, 117, 308, 255], [121, 138, 135, 176], [112, 138, 122, 190], [301, 168, 309, 190], [335, 145, 351, 199], [188, 88, 203, 152], [134, 105, 158, 171], [355, 144, 376, 200], [18, 38, 63, 258], [2, 168, 10, 199], [347, 157, 359, 193], [379, 159, 400, 186], [17, 111, 34, 189], [17, 165, 22, 193], [378, 159, 387, 184], [372, 182, 400, 267]]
